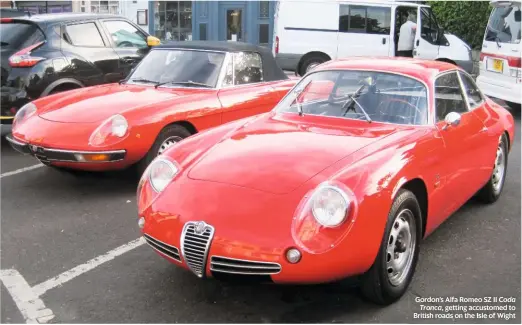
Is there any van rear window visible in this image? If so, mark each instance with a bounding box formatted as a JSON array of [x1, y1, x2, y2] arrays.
[[485, 4, 521, 44], [0, 22, 45, 50]]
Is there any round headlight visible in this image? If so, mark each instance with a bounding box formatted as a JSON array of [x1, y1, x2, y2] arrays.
[[13, 102, 36, 124], [111, 114, 128, 137], [311, 185, 349, 227], [149, 158, 178, 192]]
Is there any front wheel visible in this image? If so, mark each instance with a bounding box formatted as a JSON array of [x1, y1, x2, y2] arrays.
[[360, 189, 422, 305], [477, 134, 508, 203], [135, 124, 192, 176]]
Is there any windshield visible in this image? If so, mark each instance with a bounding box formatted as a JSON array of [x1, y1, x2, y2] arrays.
[[275, 70, 429, 125], [485, 3, 521, 44], [128, 49, 226, 87]]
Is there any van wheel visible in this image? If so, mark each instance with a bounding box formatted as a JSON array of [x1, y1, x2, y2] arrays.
[[135, 124, 192, 176], [299, 55, 328, 76], [360, 189, 422, 305]]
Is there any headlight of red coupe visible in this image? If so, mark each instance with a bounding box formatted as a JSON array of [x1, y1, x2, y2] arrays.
[[88, 114, 129, 147], [137, 156, 180, 216], [13, 102, 37, 128], [291, 181, 358, 254]]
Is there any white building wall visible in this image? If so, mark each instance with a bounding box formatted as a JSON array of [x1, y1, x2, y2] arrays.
[[119, 0, 149, 26]]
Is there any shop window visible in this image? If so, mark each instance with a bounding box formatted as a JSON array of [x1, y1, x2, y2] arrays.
[[154, 1, 193, 41], [65, 23, 105, 47], [199, 24, 207, 40], [259, 1, 269, 19], [259, 24, 269, 46]]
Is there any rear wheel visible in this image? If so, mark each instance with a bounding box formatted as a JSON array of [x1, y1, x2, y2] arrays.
[[135, 124, 192, 176], [360, 189, 422, 305], [477, 134, 508, 203]]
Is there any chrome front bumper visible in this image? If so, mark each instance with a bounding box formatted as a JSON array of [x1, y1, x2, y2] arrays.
[[5, 135, 126, 165]]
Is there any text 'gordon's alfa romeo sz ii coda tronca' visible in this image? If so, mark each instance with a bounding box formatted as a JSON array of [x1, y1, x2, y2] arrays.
[[6, 41, 298, 174], [137, 58, 515, 305]]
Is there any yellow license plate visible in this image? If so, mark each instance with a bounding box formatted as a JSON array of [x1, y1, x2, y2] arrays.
[[492, 59, 503, 72]]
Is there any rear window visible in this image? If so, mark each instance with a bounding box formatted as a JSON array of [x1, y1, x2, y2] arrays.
[[0, 22, 45, 49], [485, 4, 521, 44]]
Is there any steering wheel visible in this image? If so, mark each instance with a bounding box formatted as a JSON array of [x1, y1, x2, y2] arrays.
[[377, 98, 424, 122]]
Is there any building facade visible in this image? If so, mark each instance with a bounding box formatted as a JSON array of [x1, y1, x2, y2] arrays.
[[145, 1, 276, 48], [13, 0, 72, 13]]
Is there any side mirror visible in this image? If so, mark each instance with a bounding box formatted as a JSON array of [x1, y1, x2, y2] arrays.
[[147, 36, 161, 47], [442, 112, 461, 130]]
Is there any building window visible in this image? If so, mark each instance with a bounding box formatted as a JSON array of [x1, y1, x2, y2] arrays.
[[199, 1, 208, 18], [259, 23, 269, 46], [154, 1, 192, 41], [89, 0, 119, 14], [199, 23, 207, 40], [259, 1, 269, 19]]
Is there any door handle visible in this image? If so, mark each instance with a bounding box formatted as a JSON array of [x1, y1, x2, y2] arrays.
[[416, 39, 420, 46], [121, 57, 135, 64], [382, 37, 386, 45]]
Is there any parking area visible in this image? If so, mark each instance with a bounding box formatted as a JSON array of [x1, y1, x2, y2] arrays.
[[1, 102, 520, 324]]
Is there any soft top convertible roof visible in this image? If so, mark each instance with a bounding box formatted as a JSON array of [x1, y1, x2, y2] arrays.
[[155, 41, 288, 82]]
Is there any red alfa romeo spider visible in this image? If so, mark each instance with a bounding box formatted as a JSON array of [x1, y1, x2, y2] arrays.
[[137, 58, 515, 305], [6, 41, 297, 174]]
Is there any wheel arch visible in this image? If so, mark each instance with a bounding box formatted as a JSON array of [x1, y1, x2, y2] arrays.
[[435, 57, 457, 66], [392, 177, 429, 238], [41, 78, 84, 97]]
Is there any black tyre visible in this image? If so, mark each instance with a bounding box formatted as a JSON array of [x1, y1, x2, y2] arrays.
[[135, 124, 192, 176], [506, 101, 521, 111], [360, 189, 422, 305], [298, 55, 328, 76], [477, 134, 509, 203]]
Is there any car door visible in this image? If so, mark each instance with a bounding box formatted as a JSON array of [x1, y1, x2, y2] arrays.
[[61, 20, 122, 85], [457, 70, 499, 181], [218, 51, 280, 124], [433, 71, 490, 213], [413, 6, 439, 60], [337, 4, 392, 58], [99, 19, 150, 79]]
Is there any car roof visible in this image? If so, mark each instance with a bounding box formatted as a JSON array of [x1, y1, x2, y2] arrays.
[[14, 13, 123, 24], [153, 41, 289, 82], [314, 57, 461, 84]]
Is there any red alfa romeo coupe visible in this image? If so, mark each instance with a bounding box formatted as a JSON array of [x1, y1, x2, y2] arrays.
[[6, 41, 297, 174], [137, 58, 515, 305]]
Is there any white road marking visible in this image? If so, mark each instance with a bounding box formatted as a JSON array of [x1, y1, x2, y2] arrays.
[[32, 237, 145, 296], [0, 269, 55, 323], [0, 164, 44, 179]]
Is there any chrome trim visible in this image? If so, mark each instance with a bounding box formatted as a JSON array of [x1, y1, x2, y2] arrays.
[[456, 70, 486, 109], [180, 221, 215, 278], [143, 234, 181, 263], [433, 69, 471, 125], [210, 256, 282, 275], [5, 135, 27, 147], [274, 67, 433, 126], [44, 148, 126, 155]]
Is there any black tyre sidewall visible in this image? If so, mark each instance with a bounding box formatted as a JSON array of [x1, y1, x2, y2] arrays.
[[299, 56, 326, 76], [363, 189, 422, 304], [479, 134, 509, 203]]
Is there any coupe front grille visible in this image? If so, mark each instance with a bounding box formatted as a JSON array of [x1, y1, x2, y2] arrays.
[[143, 234, 181, 262], [210, 256, 282, 275], [181, 222, 215, 277]]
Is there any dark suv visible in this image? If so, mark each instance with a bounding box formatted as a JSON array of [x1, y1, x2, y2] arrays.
[[1, 13, 160, 135]]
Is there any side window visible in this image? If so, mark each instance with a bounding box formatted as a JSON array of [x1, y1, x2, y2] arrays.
[[339, 5, 391, 34], [102, 20, 147, 49], [459, 72, 484, 109], [221, 58, 233, 87], [65, 22, 105, 47], [434, 72, 468, 122], [232, 52, 264, 85], [420, 8, 439, 44]]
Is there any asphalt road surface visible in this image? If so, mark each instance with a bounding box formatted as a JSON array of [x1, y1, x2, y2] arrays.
[[1, 102, 520, 324]]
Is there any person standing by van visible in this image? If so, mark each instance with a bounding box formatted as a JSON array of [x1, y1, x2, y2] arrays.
[[397, 12, 417, 57]]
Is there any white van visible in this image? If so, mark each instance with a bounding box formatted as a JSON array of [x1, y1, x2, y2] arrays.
[[273, 0, 473, 76], [476, 0, 521, 109]]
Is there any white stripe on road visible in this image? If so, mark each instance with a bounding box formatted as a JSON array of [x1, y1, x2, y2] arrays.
[[0, 269, 55, 323], [0, 164, 44, 179], [32, 237, 145, 297]]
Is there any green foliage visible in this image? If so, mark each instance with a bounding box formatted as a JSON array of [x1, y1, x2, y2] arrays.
[[428, 1, 492, 49]]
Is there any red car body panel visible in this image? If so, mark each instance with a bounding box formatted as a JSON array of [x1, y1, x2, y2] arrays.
[[10, 79, 298, 171], [137, 58, 515, 283]]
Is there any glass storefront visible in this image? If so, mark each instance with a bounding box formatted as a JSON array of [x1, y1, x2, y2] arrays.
[[16, 1, 72, 14], [153, 1, 192, 41]]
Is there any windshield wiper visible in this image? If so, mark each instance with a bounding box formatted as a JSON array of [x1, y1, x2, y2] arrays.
[[127, 78, 159, 85], [350, 97, 372, 123], [292, 79, 312, 116], [154, 80, 213, 89], [340, 85, 371, 123]]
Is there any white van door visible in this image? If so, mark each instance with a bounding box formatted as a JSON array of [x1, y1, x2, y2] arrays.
[[337, 3, 392, 58], [413, 6, 440, 60]]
